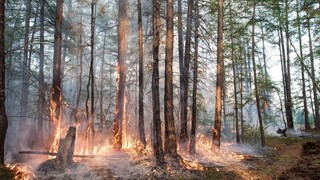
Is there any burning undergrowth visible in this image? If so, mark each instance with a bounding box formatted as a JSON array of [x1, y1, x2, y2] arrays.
[[6, 129, 272, 179]]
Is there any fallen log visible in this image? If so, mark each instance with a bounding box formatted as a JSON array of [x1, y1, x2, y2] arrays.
[[18, 151, 95, 158]]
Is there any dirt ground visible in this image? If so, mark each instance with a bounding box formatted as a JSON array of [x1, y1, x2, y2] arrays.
[[3, 131, 320, 179]]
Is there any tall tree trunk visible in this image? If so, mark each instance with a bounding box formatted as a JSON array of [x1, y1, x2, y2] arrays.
[[284, 0, 294, 130], [212, 0, 224, 150], [38, 0, 46, 146], [0, 0, 8, 165], [307, 17, 320, 129], [152, 0, 164, 165], [164, 0, 177, 156], [180, 0, 194, 146], [49, 0, 63, 152], [178, 0, 184, 144], [113, 0, 128, 149], [229, 2, 239, 144], [137, 0, 146, 148], [89, 0, 96, 153], [189, 0, 199, 154], [19, 0, 31, 141], [251, 1, 265, 147], [240, 42, 244, 143], [296, 0, 310, 130]]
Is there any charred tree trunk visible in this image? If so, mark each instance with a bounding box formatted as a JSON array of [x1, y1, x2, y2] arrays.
[[0, 0, 8, 165], [49, 0, 63, 152], [113, 0, 128, 149], [164, 0, 177, 156], [152, 0, 164, 165], [178, 0, 184, 145], [137, 0, 146, 148], [212, 0, 224, 150], [189, 0, 199, 154]]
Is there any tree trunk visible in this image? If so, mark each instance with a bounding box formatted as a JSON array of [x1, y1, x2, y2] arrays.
[[0, 0, 8, 165], [113, 0, 128, 149], [49, 0, 63, 152], [137, 0, 146, 148], [189, 0, 199, 154], [212, 0, 224, 150], [180, 0, 194, 146], [229, 3, 239, 144], [284, 0, 294, 130], [38, 0, 46, 146], [178, 0, 184, 146], [296, 0, 310, 130], [307, 17, 320, 129], [251, 1, 265, 147], [152, 0, 164, 165], [164, 0, 177, 156]]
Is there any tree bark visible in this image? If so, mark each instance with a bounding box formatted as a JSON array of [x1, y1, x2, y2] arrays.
[[38, 0, 46, 147], [212, 0, 224, 150], [49, 0, 63, 152], [284, 0, 294, 130], [137, 0, 146, 148], [152, 0, 164, 165], [164, 0, 177, 156], [0, 0, 8, 165], [180, 0, 193, 146], [114, 0, 128, 149], [189, 0, 199, 154]]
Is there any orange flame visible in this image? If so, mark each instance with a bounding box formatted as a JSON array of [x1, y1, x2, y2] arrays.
[[49, 98, 61, 154], [5, 163, 35, 180]]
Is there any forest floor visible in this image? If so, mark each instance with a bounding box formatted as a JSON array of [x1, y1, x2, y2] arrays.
[[2, 130, 320, 179]]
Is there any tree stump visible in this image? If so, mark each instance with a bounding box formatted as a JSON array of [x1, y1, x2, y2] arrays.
[[57, 126, 76, 168]]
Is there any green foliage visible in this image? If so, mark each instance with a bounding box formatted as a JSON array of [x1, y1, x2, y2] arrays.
[[243, 124, 260, 144]]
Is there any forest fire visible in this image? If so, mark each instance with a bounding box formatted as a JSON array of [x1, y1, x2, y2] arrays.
[[5, 163, 35, 180]]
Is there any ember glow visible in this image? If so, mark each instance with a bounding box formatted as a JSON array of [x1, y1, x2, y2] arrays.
[[5, 163, 35, 180]]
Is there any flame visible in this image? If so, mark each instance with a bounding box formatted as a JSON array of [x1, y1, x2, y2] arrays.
[[5, 163, 35, 180], [182, 159, 207, 171], [49, 98, 61, 155]]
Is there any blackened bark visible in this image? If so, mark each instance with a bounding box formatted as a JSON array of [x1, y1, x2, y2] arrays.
[[138, 0, 146, 148], [212, 0, 224, 150], [152, 0, 164, 165], [0, 0, 8, 165], [114, 0, 128, 149]]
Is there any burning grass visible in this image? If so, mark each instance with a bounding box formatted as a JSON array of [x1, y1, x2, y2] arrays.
[[4, 163, 35, 180]]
